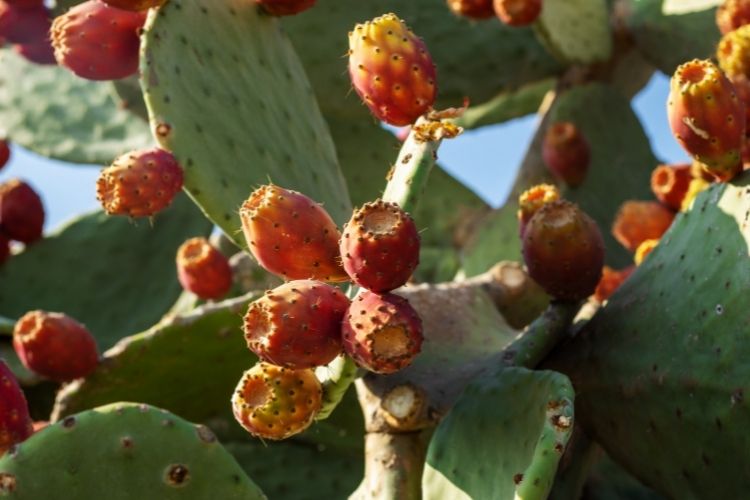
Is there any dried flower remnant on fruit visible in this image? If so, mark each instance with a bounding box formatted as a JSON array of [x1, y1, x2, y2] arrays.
[[634, 239, 659, 266], [518, 184, 560, 237]]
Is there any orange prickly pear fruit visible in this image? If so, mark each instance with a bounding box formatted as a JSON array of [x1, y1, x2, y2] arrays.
[[176, 237, 233, 300], [494, 0, 542, 27], [717, 0, 750, 35], [634, 238, 659, 266], [240, 185, 348, 283], [717, 25, 750, 79], [255, 0, 315, 16], [348, 13, 437, 126], [594, 265, 635, 303], [667, 59, 745, 181], [522, 200, 604, 301], [517, 183, 560, 237], [611, 201, 674, 252], [650, 163, 692, 211], [232, 362, 322, 440], [542, 122, 591, 187], [447, 0, 495, 19]]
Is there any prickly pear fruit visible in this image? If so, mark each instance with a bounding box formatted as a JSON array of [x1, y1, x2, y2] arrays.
[[340, 200, 420, 293], [348, 13, 437, 126], [51, 1, 146, 81], [0, 360, 33, 455], [0, 235, 9, 266], [650, 164, 692, 211], [522, 200, 604, 301], [14, 37, 56, 65], [0, 140, 8, 170], [0, 1, 50, 44], [342, 290, 423, 374], [240, 185, 347, 283], [494, 0, 542, 26], [243, 280, 349, 369], [542, 121, 590, 187], [96, 148, 183, 218], [717, 25, 750, 80], [232, 362, 322, 440], [667, 59, 744, 181], [100, 0, 166, 11], [13, 311, 99, 382], [518, 184, 560, 237], [611, 200, 674, 252], [0, 179, 44, 244], [5, 0, 44, 6], [176, 238, 233, 300], [255, 0, 315, 16], [634, 238, 659, 266], [593, 265, 634, 303], [447, 0, 495, 19], [717, 0, 750, 35]]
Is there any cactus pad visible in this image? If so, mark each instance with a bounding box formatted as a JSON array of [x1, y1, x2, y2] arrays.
[[534, 0, 612, 64]]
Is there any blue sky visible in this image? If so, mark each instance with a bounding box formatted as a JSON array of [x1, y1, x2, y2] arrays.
[[0, 72, 689, 231]]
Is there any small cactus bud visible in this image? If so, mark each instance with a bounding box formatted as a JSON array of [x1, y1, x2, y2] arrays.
[[176, 238, 233, 300], [0, 360, 33, 455], [542, 121, 591, 187], [255, 0, 315, 16], [447, 0, 495, 19], [232, 362, 322, 440], [494, 0, 542, 26], [340, 200, 420, 293], [650, 164, 692, 211], [243, 280, 349, 368], [0, 179, 45, 244], [717, 0, 750, 35], [522, 200, 604, 301], [611, 201, 674, 252], [594, 265, 634, 303], [342, 290, 423, 374], [634, 238, 659, 266], [240, 185, 348, 283], [348, 13, 437, 126], [518, 184, 561, 237]]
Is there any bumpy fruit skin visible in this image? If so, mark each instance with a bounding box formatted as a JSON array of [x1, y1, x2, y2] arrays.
[[611, 201, 674, 252], [0, 140, 9, 170], [717, 0, 750, 35], [256, 0, 315, 16], [518, 184, 560, 237], [667, 59, 745, 182], [0, 360, 33, 455], [244, 280, 349, 368], [240, 185, 347, 282], [594, 265, 634, 303], [342, 291, 423, 374], [494, 0, 542, 26], [96, 148, 183, 218], [100, 0, 167, 11], [13, 311, 99, 382], [522, 200, 604, 301], [634, 238, 659, 266], [542, 122, 590, 187], [340, 200, 420, 293], [51, 1, 146, 81], [176, 238, 233, 300], [717, 25, 750, 79], [348, 13, 437, 126], [0, 179, 44, 244], [232, 362, 322, 440], [650, 163, 692, 211], [447, 0, 495, 19], [0, 1, 50, 45]]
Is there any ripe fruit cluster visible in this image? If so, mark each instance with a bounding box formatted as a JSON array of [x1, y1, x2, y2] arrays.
[[446, 0, 542, 27]]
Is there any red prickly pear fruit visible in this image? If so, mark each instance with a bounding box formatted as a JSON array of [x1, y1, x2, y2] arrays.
[[650, 164, 692, 211], [517, 183, 560, 237], [0, 1, 50, 45], [542, 122, 590, 187], [232, 362, 322, 440], [717, 25, 750, 79], [594, 265, 634, 303], [522, 200, 604, 301], [494, 0, 542, 27], [340, 200, 420, 293], [4, 0, 43, 6], [341, 290, 423, 374], [0, 234, 10, 266], [0, 360, 33, 455], [14, 37, 57, 65], [243, 280, 349, 369], [100, 0, 167, 11], [0, 179, 44, 244], [0, 139, 9, 170], [96, 148, 183, 218], [717, 0, 750, 35], [176, 237, 233, 300], [447, 0, 495, 19], [348, 13, 437, 126], [667, 59, 745, 182], [51, 1, 146, 81], [255, 0, 315, 16], [13, 311, 99, 382], [611, 201, 674, 252], [240, 185, 348, 283], [634, 238, 659, 266]]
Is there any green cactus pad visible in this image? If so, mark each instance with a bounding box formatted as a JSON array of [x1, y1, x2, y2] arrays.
[[534, 0, 613, 64], [111, 77, 149, 122], [423, 367, 575, 500], [584, 453, 666, 500], [282, 0, 562, 121], [624, 0, 721, 74], [460, 83, 656, 276], [140, 0, 352, 247], [0, 194, 212, 350], [454, 79, 555, 130], [547, 174, 750, 498], [0, 49, 152, 165], [0, 402, 265, 499]]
